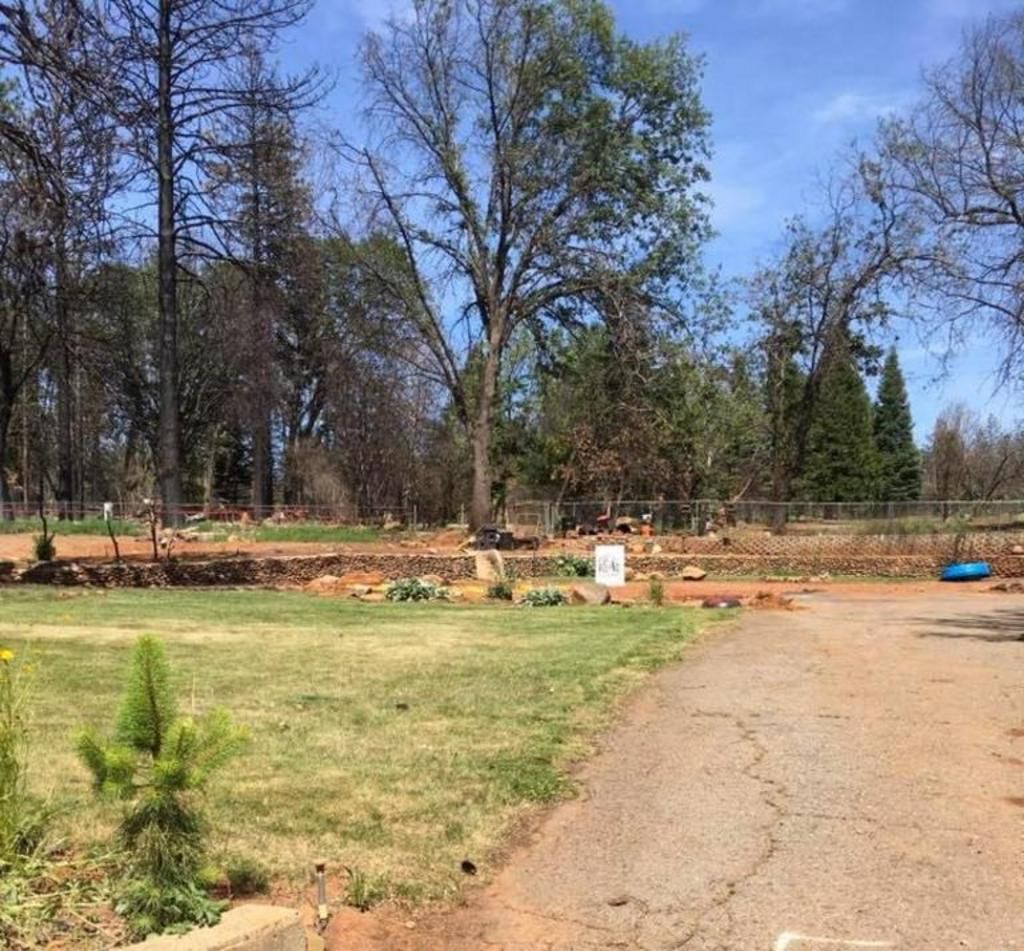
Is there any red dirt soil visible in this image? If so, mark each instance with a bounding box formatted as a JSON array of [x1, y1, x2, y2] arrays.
[[0, 533, 443, 563]]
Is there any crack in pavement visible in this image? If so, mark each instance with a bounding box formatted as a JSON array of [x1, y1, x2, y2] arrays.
[[660, 714, 789, 950]]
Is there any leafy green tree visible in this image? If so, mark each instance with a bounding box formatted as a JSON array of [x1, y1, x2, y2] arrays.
[[798, 350, 878, 502], [874, 349, 921, 500], [77, 636, 247, 938], [345, 0, 712, 527]]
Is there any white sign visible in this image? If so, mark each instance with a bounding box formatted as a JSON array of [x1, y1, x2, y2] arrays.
[[102, 502, 114, 522], [594, 544, 626, 587]]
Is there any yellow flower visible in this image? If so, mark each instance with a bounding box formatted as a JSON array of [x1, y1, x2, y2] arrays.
[[0, 648, 13, 663]]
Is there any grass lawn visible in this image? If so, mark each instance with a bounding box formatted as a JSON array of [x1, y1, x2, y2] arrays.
[[4, 587, 707, 908], [236, 522, 385, 544], [0, 518, 143, 537]]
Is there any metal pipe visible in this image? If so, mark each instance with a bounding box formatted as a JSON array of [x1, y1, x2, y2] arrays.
[[314, 861, 329, 933]]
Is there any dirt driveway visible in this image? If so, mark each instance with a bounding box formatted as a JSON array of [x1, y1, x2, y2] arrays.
[[345, 591, 1024, 950]]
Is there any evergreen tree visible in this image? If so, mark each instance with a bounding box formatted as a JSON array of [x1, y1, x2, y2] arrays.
[[77, 636, 248, 937], [874, 349, 922, 500], [207, 48, 316, 513], [798, 350, 878, 501]]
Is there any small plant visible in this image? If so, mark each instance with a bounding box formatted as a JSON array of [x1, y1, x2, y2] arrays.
[[223, 855, 269, 896], [519, 586, 566, 607], [344, 866, 391, 910], [487, 579, 514, 601], [385, 578, 448, 602], [0, 645, 42, 863], [77, 635, 248, 938], [648, 577, 665, 607], [32, 532, 55, 563], [553, 553, 591, 578]]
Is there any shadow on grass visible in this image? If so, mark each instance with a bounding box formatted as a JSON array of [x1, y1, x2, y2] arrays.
[[915, 608, 1024, 643]]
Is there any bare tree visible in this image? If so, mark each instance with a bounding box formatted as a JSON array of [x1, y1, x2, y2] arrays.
[[878, 11, 1024, 385], [0, 0, 120, 518], [206, 47, 320, 514], [0, 183, 53, 514], [924, 404, 1024, 501], [56, 0, 323, 523], [337, 0, 711, 528]]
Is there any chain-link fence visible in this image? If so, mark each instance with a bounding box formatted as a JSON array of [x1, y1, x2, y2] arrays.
[[0, 501, 421, 527], [507, 499, 1024, 537]]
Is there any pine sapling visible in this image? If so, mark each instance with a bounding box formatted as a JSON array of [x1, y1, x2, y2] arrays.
[[77, 635, 248, 938]]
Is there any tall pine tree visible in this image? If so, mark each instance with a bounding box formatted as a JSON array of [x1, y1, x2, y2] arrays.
[[798, 349, 878, 501], [207, 49, 316, 512], [874, 348, 921, 500]]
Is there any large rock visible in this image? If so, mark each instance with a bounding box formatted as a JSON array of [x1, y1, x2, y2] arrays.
[[305, 574, 342, 594], [569, 582, 611, 605], [339, 570, 387, 586], [680, 564, 707, 581], [474, 549, 505, 582]]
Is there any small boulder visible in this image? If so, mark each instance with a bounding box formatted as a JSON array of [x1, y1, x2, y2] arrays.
[[569, 582, 611, 605], [702, 596, 741, 609], [340, 570, 387, 587], [681, 565, 707, 581], [474, 549, 505, 582], [419, 574, 446, 587], [305, 574, 341, 594], [1013, 545, 1024, 555], [347, 584, 372, 598]]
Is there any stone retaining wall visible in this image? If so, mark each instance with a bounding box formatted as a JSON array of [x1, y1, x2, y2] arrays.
[[122, 905, 305, 951], [14, 546, 1024, 587], [632, 531, 1024, 558]]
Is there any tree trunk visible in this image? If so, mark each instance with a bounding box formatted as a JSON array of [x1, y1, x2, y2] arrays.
[[55, 244, 74, 521], [468, 347, 500, 530], [0, 408, 11, 521], [250, 285, 273, 517], [470, 422, 492, 530], [251, 414, 272, 517], [156, 0, 183, 526], [202, 429, 218, 510]]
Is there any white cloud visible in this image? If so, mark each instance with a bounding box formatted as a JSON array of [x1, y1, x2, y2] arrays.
[[812, 90, 905, 124]]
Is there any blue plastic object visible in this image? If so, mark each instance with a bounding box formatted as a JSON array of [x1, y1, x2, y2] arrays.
[[940, 561, 992, 582]]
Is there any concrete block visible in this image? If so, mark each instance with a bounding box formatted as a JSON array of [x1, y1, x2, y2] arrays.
[[123, 905, 305, 951]]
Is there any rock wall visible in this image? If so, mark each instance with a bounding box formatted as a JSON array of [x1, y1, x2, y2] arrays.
[[624, 531, 1024, 558], [12, 542, 1024, 588]]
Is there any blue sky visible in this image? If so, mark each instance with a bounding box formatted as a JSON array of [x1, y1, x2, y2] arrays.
[[279, 0, 1021, 441]]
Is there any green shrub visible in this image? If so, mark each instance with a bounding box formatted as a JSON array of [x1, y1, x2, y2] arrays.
[[385, 578, 448, 602], [32, 534, 55, 562], [224, 855, 269, 896], [520, 586, 566, 607], [0, 645, 47, 863], [345, 867, 391, 910], [76, 635, 248, 938], [648, 577, 665, 607], [553, 553, 591, 577], [487, 579, 515, 601]]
